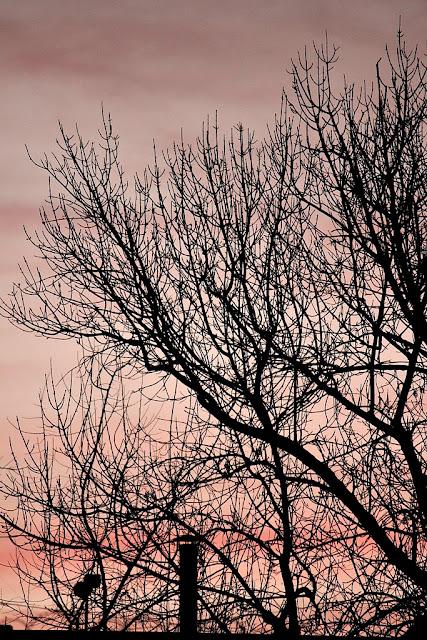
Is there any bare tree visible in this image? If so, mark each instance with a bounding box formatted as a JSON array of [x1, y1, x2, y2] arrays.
[[1, 361, 420, 636], [1, 363, 330, 634], [0, 367, 179, 631], [1, 32, 427, 636]]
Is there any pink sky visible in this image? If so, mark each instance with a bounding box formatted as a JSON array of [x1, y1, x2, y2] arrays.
[[0, 0, 426, 603]]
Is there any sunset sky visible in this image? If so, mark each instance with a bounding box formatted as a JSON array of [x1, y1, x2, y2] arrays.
[[0, 0, 426, 599]]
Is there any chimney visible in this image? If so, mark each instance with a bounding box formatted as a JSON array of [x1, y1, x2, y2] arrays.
[[178, 536, 198, 637]]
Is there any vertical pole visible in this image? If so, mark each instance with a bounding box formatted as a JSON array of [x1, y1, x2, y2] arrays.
[[179, 539, 198, 637]]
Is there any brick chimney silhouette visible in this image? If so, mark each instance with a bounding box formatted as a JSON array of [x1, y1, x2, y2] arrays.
[[178, 535, 198, 636]]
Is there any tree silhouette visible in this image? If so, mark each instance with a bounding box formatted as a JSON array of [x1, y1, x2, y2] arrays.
[[1, 33, 427, 636], [1, 364, 328, 634]]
